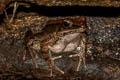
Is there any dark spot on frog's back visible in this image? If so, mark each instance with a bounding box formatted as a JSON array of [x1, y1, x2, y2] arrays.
[[0, 0, 8, 14]]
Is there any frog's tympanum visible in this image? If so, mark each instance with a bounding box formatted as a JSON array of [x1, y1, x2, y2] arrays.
[[24, 16, 87, 76]]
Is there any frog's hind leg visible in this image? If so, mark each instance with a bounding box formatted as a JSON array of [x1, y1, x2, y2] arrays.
[[29, 48, 39, 69]]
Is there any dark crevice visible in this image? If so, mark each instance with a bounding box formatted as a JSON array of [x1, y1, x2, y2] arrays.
[[3, 1, 120, 17], [16, 5, 120, 17], [0, 2, 120, 24]]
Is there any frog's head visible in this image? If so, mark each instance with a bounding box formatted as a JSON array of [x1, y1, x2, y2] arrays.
[[42, 16, 87, 35], [58, 16, 87, 34], [63, 16, 86, 28]]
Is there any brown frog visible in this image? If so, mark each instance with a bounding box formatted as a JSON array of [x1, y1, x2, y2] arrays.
[[41, 16, 87, 75], [24, 16, 87, 76]]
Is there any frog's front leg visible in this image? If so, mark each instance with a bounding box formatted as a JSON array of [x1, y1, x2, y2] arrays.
[[48, 50, 64, 76], [69, 33, 87, 71], [76, 33, 87, 71]]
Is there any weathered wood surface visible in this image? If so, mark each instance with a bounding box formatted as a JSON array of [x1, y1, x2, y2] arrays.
[[1, 0, 120, 14], [10, 0, 120, 7], [0, 0, 120, 79], [0, 12, 120, 79]]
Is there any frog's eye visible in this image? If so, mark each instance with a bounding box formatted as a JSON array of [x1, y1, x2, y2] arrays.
[[63, 20, 73, 27]]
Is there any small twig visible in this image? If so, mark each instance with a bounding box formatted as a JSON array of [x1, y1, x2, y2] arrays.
[[4, 9, 9, 21], [23, 47, 27, 61], [0, 69, 25, 76], [9, 2, 18, 23]]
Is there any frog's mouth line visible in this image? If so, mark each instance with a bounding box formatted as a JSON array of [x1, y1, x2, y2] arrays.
[[57, 27, 86, 36]]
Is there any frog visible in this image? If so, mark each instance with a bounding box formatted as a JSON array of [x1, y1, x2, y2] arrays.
[[23, 16, 87, 76], [40, 16, 87, 75]]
